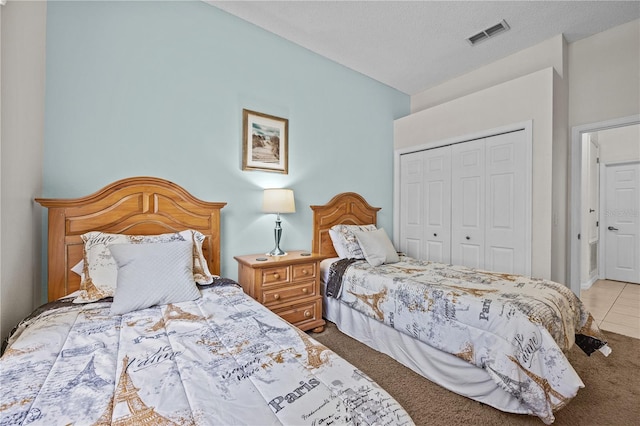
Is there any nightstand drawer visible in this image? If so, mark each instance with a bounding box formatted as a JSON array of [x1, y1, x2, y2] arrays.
[[261, 282, 316, 306], [292, 262, 316, 280], [262, 266, 290, 286], [273, 298, 322, 327]]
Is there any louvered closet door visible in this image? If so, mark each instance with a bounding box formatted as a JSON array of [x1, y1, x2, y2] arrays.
[[423, 146, 452, 263], [484, 131, 528, 274], [451, 139, 485, 269], [399, 151, 425, 258]]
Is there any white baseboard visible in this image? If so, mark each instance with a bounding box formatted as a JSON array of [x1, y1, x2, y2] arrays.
[[581, 274, 599, 291]]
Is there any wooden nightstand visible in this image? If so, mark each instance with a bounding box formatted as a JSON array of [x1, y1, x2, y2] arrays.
[[234, 250, 326, 333]]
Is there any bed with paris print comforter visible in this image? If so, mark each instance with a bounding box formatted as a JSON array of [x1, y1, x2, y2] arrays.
[[0, 279, 413, 426], [324, 256, 610, 425]]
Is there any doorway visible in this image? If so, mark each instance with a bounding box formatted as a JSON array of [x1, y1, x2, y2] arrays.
[[570, 115, 640, 296]]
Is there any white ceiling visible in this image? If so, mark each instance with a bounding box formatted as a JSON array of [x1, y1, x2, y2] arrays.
[[208, 1, 640, 95]]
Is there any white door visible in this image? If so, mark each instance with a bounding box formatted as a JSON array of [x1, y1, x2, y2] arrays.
[[604, 162, 640, 283], [400, 152, 425, 259], [484, 131, 528, 274], [423, 146, 452, 263], [451, 138, 485, 269]]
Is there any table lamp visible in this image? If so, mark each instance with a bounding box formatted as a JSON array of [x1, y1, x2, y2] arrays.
[[262, 188, 295, 256]]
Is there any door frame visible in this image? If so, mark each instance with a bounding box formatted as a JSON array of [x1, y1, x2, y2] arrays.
[[569, 114, 640, 296]]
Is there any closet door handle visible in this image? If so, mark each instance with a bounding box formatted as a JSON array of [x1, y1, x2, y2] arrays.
[[608, 226, 619, 231]]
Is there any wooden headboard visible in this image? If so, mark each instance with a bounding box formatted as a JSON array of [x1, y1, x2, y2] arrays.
[[310, 192, 381, 257], [35, 177, 226, 302]]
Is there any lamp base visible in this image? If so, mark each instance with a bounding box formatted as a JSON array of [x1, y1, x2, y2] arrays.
[[267, 247, 287, 256], [267, 213, 287, 256]]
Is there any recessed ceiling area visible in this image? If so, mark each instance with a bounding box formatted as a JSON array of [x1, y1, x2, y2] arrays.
[[208, 1, 640, 95]]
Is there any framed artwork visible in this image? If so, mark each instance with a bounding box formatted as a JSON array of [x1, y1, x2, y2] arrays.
[[242, 109, 289, 174]]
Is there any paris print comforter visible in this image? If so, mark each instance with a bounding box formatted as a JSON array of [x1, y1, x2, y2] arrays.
[[0, 279, 413, 426], [326, 257, 610, 424]]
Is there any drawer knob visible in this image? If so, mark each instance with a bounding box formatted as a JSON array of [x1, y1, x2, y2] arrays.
[[273, 273, 280, 279], [303, 310, 311, 318], [273, 294, 280, 300], [302, 269, 308, 275], [302, 288, 308, 294]]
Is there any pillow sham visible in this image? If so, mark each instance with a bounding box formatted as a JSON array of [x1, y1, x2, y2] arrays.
[[330, 224, 377, 259], [74, 229, 213, 303], [354, 227, 399, 267], [328, 229, 350, 258], [108, 241, 200, 315], [180, 230, 215, 285]]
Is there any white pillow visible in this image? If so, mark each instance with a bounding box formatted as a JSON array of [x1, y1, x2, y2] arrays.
[[71, 260, 84, 276], [108, 241, 200, 315], [354, 228, 399, 267], [330, 224, 377, 259], [75, 230, 213, 303]]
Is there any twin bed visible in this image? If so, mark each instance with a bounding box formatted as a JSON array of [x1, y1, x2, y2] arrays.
[[311, 192, 610, 425], [0, 178, 412, 426], [0, 179, 609, 425]]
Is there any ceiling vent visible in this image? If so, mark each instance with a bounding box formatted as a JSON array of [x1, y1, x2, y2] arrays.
[[467, 20, 510, 45]]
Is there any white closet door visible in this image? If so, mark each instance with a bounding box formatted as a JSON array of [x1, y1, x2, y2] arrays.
[[423, 146, 452, 263], [398, 127, 530, 273], [399, 151, 425, 258], [451, 139, 485, 269], [484, 131, 528, 274]]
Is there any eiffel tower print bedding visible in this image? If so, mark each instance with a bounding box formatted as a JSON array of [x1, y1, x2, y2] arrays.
[[0, 279, 414, 425], [325, 256, 610, 425]]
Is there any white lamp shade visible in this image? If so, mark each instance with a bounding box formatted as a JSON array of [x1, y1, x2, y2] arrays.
[[262, 188, 295, 214]]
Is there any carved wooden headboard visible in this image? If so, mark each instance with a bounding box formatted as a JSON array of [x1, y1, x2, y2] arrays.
[[35, 177, 226, 301], [310, 192, 381, 258]]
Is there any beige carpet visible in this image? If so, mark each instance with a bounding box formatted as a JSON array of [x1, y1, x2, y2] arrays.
[[312, 321, 640, 426]]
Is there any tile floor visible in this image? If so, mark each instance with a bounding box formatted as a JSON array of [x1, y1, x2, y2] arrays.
[[580, 279, 640, 339]]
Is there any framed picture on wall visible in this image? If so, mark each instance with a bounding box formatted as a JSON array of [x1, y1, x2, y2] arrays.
[[242, 109, 289, 174]]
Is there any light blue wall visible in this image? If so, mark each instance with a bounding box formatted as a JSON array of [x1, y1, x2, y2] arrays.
[[43, 1, 409, 288]]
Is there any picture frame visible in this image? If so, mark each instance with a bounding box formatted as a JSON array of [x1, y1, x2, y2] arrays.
[[242, 109, 288, 174]]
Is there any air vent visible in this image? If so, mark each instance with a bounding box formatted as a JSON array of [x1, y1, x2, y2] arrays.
[[467, 20, 510, 45]]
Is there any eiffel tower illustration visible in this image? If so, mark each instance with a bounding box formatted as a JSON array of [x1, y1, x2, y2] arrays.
[[485, 364, 529, 401], [148, 303, 206, 332], [81, 276, 109, 301], [254, 317, 289, 335], [294, 328, 329, 369], [94, 356, 177, 426], [63, 355, 110, 393], [346, 288, 387, 320], [80, 256, 109, 301], [507, 355, 570, 408]]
